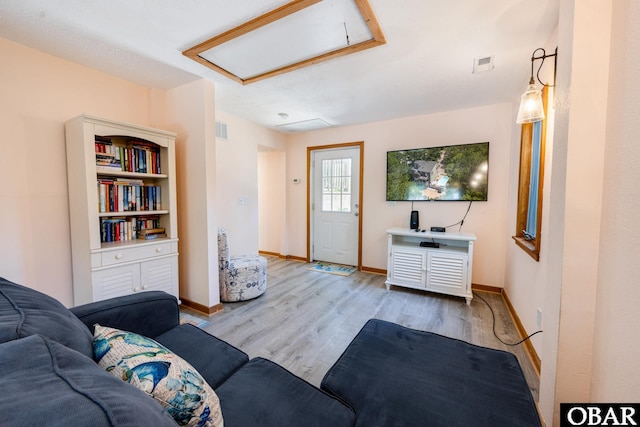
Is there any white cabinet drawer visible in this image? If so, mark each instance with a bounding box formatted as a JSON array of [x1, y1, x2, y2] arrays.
[[101, 242, 173, 266]]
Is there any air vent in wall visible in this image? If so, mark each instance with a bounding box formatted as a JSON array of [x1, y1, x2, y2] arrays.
[[216, 121, 228, 141]]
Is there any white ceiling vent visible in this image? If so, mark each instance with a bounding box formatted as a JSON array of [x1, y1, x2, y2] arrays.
[[216, 121, 228, 141], [473, 55, 494, 74]]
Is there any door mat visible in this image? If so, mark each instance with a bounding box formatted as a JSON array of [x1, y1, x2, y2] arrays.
[[179, 312, 210, 329], [307, 261, 357, 276]]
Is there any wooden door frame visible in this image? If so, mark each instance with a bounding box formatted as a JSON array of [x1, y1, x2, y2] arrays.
[[307, 141, 364, 270]]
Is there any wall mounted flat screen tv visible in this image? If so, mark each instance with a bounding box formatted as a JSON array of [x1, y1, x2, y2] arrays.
[[386, 142, 489, 201]]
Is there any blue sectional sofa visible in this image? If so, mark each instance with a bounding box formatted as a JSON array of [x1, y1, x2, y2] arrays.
[[0, 278, 354, 427], [0, 276, 541, 426], [321, 319, 542, 427]]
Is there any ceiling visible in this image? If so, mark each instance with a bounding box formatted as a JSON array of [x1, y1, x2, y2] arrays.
[[0, 0, 559, 132]]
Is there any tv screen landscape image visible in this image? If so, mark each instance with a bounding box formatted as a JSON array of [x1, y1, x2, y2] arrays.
[[386, 142, 489, 201]]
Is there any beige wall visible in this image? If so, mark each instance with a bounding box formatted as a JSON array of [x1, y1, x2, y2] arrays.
[[500, 2, 640, 423], [504, 27, 559, 358], [591, 0, 640, 402], [0, 36, 285, 309], [537, 1, 640, 422], [214, 111, 287, 256], [286, 103, 513, 287], [555, 0, 611, 406], [0, 38, 152, 306], [163, 79, 219, 308], [553, 0, 612, 421], [258, 150, 287, 255]]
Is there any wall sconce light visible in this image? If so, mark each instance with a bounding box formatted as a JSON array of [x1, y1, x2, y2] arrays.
[[516, 47, 558, 124]]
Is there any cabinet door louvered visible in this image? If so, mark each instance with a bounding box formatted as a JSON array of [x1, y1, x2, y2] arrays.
[[389, 247, 427, 288], [426, 252, 468, 295], [92, 264, 140, 302], [141, 256, 178, 295]]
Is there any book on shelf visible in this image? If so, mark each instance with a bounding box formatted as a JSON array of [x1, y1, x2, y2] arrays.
[[138, 226, 166, 241], [95, 161, 121, 168], [94, 136, 162, 174], [116, 177, 144, 185], [100, 217, 133, 243], [96, 179, 161, 213], [99, 216, 163, 243], [139, 227, 165, 236], [95, 135, 113, 154], [137, 232, 167, 240], [136, 215, 161, 230], [95, 137, 122, 169], [98, 182, 107, 213]]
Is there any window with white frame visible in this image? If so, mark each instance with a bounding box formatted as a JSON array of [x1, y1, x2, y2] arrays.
[[321, 158, 352, 212]]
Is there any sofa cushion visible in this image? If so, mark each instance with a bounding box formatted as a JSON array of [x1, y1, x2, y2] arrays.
[[215, 357, 356, 427], [154, 324, 249, 389], [321, 319, 541, 427], [70, 291, 180, 337], [0, 335, 176, 427], [94, 324, 223, 427], [0, 277, 93, 358]]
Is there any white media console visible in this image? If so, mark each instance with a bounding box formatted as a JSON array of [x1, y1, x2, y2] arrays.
[[385, 227, 477, 304]]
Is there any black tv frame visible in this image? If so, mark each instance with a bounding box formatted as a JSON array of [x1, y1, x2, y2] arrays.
[[386, 141, 489, 202]]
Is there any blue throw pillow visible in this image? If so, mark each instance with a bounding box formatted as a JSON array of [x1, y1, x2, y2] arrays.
[[94, 324, 223, 427], [0, 335, 177, 426], [0, 277, 93, 358]]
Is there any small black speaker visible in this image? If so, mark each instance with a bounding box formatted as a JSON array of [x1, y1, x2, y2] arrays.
[[410, 210, 419, 230]]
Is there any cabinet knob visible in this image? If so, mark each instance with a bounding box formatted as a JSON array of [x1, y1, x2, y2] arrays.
[[115, 254, 123, 260], [133, 287, 140, 292], [142, 285, 148, 290], [155, 247, 162, 253]]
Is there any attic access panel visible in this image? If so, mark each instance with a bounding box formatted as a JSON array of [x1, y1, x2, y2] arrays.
[[183, 0, 385, 85]]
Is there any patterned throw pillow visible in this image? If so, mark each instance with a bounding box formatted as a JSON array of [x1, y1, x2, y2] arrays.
[[93, 324, 223, 427]]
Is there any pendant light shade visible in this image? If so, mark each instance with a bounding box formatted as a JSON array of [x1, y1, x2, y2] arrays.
[[516, 80, 545, 124], [516, 47, 557, 124]]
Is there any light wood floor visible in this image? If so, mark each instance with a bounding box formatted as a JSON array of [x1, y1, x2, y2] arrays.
[[194, 256, 539, 400]]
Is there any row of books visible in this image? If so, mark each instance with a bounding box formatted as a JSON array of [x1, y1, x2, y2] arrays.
[[100, 216, 165, 243], [98, 178, 161, 213], [95, 136, 162, 174]]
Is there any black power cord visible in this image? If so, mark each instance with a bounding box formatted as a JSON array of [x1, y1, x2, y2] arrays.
[[444, 201, 473, 231], [473, 291, 543, 346]]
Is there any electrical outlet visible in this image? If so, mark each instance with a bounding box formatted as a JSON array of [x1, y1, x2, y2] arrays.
[[536, 308, 543, 329]]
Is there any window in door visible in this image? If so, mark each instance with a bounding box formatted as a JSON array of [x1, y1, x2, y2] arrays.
[[321, 158, 352, 212]]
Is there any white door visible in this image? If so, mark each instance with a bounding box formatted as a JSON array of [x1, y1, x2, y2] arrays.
[[312, 147, 360, 266]]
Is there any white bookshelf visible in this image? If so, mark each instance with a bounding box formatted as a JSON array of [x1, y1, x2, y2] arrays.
[[65, 115, 179, 305]]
